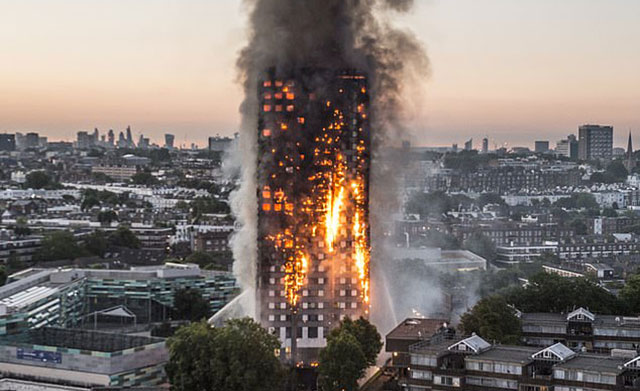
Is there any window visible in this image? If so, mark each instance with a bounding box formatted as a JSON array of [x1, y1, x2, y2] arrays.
[[308, 327, 318, 338], [410, 370, 432, 380]]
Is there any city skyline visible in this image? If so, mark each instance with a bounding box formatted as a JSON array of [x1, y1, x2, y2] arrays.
[[1, 0, 640, 147]]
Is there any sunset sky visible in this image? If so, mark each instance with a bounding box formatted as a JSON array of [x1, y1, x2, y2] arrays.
[[1, 0, 639, 148]]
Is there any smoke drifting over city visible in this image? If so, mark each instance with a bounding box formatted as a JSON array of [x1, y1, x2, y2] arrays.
[[226, 0, 430, 330]]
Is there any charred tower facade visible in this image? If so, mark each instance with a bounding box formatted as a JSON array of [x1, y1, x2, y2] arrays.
[[257, 68, 371, 363]]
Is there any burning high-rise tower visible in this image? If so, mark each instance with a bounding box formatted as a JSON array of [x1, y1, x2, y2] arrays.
[[257, 68, 370, 363], [226, 0, 428, 366]]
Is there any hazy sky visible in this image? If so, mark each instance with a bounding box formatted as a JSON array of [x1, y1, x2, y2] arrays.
[[1, 0, 639, 148]]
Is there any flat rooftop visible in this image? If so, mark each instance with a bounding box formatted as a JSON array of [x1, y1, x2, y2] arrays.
[[554, 354, 627, 374], [387, 318, 449, 341], [468, 345, 539, 365], [1, 327, 164, 353]]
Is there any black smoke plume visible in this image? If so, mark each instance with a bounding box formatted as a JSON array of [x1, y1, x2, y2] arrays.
[[225, 0, 429, 324]]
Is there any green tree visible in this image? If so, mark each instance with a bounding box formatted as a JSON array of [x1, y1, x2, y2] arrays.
[[131, 172, 159, 186], [620, 272, 640, 314], [108, 227, 140, 248], [319, 331, 367, 391], [84, 231, 109, 257], [602, 208, 618, 217], [606, 161, 629, 181], [319, 317, 382, 391], [570, 219, 589, 235], [6, 253, 23, 274], [24, 171, 52, 189], [326, 317, 382, 367], [13, 225, 31, 237], [463, 232, 496, 261], [166, 319, 284, 391], [175, 200, 189, 212], [97, 210, 118, 225], [0, 266, 7, 286], [459, 296, 521, 344], [36, 231, 85, 262], [81, 194, 100, 211], [478, 269, 522, 298], [504, 272, 625, 314], [172, 288, 211, 321], [478, 193, 505, 207]]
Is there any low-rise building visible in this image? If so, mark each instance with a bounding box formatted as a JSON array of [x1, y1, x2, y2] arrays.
[[521, 307, 640, 354], [0, 328, 167, 388], [391, 247, 487, 272], [390, 329, 640, 391], [0, 264, 237, 335]]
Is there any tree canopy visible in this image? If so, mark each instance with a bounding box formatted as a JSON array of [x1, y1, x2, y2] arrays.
[[619, 272, 640, 314], [24, 171, 56, 190], [131, 172, 159, 186], [166, 319, 284, 391], [463, 232, 496, 261], [326, 317, 382, 367], [108, 227, 141, 249], [554, 193, 599, 210], [172, 288, 211, 321], [319, 317, 382, 391], [504, 272, 625, 315], [459, 296, 521, 344], [319, 332, 367, 391], [35, 231, 86, 262]]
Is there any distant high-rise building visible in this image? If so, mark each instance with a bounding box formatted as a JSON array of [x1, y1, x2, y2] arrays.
[[118, 132, 127, 148], [557, 134, 579, 159], [164, 134, 175, 149], [0, 134, 16, 152], [137, 135, 150, 149], [126, 126, 135, 148], [452, 143, 458, 153], [108, 129, 115, 146], [534, 140, 550, 154], [24, 133, 40, 149], [464, 138, 473, 151], [625, 131, 635, 173], [578, 124, 613, 160], [481, 138, 488, 154], [208, 136, 233, 152], [93, 128, 99, 143], [77, 131, 95, 149]]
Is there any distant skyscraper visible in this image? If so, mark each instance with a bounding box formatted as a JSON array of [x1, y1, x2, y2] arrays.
[[0, 134, 16, 152], [535, 140, 550, 154], [93, 128, 99, 143], [24, 133, 40, 149], [578, 125, 613, 160], [482, 138, 489, 154], [625, 131, 635, 173], [118, 132, 126, 148], [126, 126, 135, 148], [77, 131, 95, 149], [108, 129, 115, 146], [464, 138, 473, 151], [138, 135, 150, 149], [164, 134, 175, 149], [208, 136, 232, 152], [557, 134, 579, 159]]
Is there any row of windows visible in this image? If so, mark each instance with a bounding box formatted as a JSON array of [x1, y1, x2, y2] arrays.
[[466, 360, 523, 375], [554, 369, 616, 385], [268, 289, 359, 297]]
